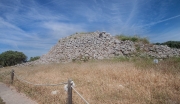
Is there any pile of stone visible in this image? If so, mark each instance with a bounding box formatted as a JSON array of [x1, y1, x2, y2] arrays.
[[34, 31, 136, 64], [17, 31, 180, 66]]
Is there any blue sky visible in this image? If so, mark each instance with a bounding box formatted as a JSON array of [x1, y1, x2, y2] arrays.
[[0, 0, 180, 58]]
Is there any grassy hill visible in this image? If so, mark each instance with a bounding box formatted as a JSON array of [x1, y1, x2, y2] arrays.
[[0, 57, 180, 104]]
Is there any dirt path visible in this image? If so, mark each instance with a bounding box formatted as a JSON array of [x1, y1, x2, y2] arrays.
[[0, 82, 38, 104]]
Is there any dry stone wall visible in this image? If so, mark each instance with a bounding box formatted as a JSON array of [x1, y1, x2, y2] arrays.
[[17, 31, 180, 66]]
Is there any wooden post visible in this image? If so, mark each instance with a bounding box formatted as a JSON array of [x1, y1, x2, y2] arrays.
[[11, 69, 14, 84], [67, 79, 72, 104]]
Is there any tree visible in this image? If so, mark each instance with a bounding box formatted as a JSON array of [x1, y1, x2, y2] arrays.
[[0, 50, 27, 67], [162, 41, 180, 49], [154, 41, 180, 49], [29, 56, 40, 62]]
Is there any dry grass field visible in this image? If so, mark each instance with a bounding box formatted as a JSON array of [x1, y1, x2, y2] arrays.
[[0, 57, 180, 104]]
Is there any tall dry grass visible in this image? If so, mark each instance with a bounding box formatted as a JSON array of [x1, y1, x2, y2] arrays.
[[0, 58, 180, 104]]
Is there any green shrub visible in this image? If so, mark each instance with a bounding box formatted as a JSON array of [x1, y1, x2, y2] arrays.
[[29, 56, 40, 62], [115, 34, 149, 44], [139, 37, 150, 44], [0, 50, 27, 67], [131, 37, 138, 42], [154, 41, 180, 49]]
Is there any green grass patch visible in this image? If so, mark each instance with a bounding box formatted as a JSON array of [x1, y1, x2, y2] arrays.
[[115, 34, 150, 44], [112, 56, 130, 62]]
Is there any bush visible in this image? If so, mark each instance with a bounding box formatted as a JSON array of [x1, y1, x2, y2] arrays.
[[29, 56, 40, 62], [0, 50, 27, 67], [154, 41, 180, 49], [115, 35, 149, 44]]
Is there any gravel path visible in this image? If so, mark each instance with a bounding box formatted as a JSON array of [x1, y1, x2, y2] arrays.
[[0, 82, 38, 104]]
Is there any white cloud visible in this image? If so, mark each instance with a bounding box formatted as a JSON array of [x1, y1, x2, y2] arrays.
[[0, 0, 180, 58], [142, 14, 180, 27], [0, 0, 72, 58], [42, 22, 86, 38]]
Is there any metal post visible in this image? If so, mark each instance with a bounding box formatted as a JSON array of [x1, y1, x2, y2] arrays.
[[67, 79, 72, 104], [11, 69, 14, 84]]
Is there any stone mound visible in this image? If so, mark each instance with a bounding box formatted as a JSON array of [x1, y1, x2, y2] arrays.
[[17, 31, 180, 66], [36, 31, 136, 64]]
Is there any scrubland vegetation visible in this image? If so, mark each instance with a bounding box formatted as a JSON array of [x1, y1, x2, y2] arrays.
[[29, 56, 40, 62], [115, 35, 150, 44], [155, 41, 180, 49], [0, 57, 180, 104]]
